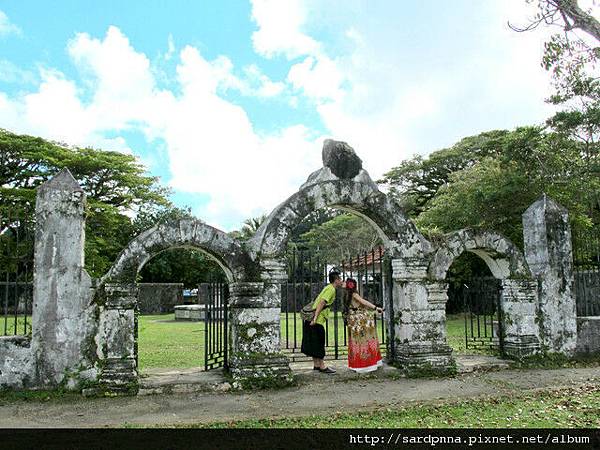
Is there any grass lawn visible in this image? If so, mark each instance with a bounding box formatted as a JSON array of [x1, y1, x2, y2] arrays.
[[0, 315, 32, 337], [446, 313, 497, 356], [138, 314, 206, 371], [138, 312, 493, 370], [185, 383, 600, 428]]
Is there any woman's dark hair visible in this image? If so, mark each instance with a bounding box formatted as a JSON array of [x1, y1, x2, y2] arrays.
[[343, 278, 358, 322]]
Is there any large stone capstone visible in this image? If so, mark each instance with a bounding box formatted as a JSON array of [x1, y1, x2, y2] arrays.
[[322, 139, 362, 179]]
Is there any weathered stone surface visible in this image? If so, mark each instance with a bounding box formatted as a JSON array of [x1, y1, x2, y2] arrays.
[[392, 258, 429, 281], [102, 218, 254, 284], [174, 304, 207, 321], [230, 308, 281, 354], [428, 229, 531, 281], [523, 194, 577, 355], [393, 281, 429, 310], [96, 357, 137, 395], [322, 139, 362, 179], [228, 281, 291, 386], [104, 283, 138, 309], [249, 155, 432, 260], [393, 342, 454, 375], [501, 279, 541, 357], [229, 282, 266, 308], [99, 308, 136, 360], [0, 336, 34, 388], [228, 353, 293, 388], [6, 141, 591, 394], [30, 168, 96, 387]]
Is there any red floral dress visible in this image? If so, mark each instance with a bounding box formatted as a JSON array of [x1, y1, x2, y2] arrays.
[[347, 296, 382, 372]]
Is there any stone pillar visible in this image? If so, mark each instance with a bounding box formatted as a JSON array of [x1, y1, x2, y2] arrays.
[[31, 168, 95, 386], [96, 284, 138, 395], [228, 257, 291, 388], [390, 258, 454, 376], [522, 195, 577, 355], [500, 279, 541, 358]]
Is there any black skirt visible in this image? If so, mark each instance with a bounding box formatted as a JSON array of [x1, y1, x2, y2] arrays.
[[301, 321, 325, 359]]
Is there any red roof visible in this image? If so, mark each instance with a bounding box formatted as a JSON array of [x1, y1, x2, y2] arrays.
[[342, 246, 384, 270]]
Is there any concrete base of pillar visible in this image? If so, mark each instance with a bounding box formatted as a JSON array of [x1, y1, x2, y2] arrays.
[[85, 357, 138, 397], [392, 343, 456, 377], [503, 336, 541, 359], [228, 352, 293, 389]]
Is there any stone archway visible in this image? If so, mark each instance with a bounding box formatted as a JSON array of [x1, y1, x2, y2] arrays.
[[102, 218, 250, 285], [248, 141, 431, 261], [246, 140, 441, 375], [428, 229, 541, 359], [95, 219, 257, 394]]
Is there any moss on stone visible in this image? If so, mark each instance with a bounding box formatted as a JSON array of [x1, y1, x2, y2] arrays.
[[401, 361, 457, 379]]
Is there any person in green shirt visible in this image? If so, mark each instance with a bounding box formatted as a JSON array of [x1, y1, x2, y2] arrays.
[[301, 270, 343, 374]]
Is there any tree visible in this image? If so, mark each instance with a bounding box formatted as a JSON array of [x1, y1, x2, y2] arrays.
[[229, 214, 268, 241], [510, 1, 600, 42], [510, 0, 600, 221], [381, 127, 593, 246], [139, 248, 227, 286], [296, 213, 382, 264], [0, 129, 175, 277], [378, 130, 509, 217]]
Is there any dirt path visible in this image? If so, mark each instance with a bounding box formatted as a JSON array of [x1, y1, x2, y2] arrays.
[[0, 366, 598, 428]]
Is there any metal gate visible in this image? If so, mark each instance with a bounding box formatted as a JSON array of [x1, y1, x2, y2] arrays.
[[204, 282, 229, 370], [461, 277, 504, 353], [0, 209, 34, 337], [281, 247, 391, 361], [572, 227, 600, 316]]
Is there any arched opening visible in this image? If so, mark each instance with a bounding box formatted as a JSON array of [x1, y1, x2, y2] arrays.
[[136, 246, 230, 375], [445, 251, 502, 356], [429, 230, 536, 361], [279, 207, 392, 364]]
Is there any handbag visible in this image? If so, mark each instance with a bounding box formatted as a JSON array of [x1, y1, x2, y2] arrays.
[[300, 301, 330, 322]]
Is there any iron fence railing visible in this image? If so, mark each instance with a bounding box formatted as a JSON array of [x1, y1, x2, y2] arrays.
[[0, 209, 34, 336], [572, 228, 600, 317], [281, 247, 391, 361]]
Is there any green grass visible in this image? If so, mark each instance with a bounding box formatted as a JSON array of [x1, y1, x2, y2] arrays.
[[138, 314, 208, 371], [0, 315, 32, 336], [0, 388, 80, 404], [445, 313, 497, 356], [174, 383, 600, 428]]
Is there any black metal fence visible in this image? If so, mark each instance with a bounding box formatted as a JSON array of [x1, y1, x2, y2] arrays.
[[572, 228, 600, 316], [204, 282, 228, 370], [460, 277, 503, 353], [0, 209, 34, 336], [281, 247, 390, 361]]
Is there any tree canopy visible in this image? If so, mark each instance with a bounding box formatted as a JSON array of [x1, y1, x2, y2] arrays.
[[380, 126, 597, 247], [0, 128, 186, 278]]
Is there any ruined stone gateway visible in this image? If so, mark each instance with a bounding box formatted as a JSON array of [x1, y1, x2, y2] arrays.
[[0, 139, 590, 394]]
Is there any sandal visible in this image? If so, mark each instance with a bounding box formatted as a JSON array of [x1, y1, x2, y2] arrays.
[[319, 367, 336, 374]]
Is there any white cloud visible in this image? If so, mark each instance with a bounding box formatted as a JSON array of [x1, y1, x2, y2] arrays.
[[249, 0, 562, 178], [0, 0, 581, 229], [0, 26, 319, 230], [287, 55, 344, 102], [250, 0, 320, 59], [0, 10, 21, 37], [243, 65, 286, 97]]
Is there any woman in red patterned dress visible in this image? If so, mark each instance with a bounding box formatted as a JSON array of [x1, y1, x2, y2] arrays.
[[344, 278, 383, 373]]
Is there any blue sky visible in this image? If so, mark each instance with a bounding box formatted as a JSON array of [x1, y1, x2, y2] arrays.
[[0, 0, 570, 230]]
